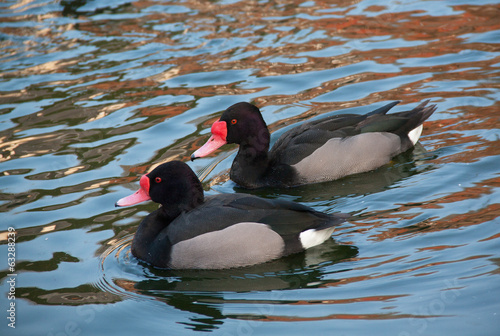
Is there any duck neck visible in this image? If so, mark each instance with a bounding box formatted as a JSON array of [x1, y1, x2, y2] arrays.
[[160, 186, 204, 218], [231, 138, 270, 188], [131, 195, 204, 262], [131, 208, 173, 261]]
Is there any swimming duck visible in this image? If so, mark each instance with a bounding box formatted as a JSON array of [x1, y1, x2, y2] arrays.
[[115, 161, 347, 269], [191, 101, 436, 188]]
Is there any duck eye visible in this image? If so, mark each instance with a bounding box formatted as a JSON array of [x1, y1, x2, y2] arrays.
[[155, 177, 161, 183], [231, 119, 237, 125]]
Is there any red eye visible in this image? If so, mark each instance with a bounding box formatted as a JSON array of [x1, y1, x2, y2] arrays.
[[231, 119, 237, 125], [155, 177, 161, 183]]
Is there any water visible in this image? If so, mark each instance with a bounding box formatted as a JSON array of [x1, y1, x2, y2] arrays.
[[1, 0, 499, 335]]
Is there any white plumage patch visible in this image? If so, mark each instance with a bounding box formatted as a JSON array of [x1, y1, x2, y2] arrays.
[[299, 227, 336, 250], [408, 124, 423, 145]]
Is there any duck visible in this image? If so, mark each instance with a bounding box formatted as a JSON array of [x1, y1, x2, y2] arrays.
[[191, 101, 437, 188], [115, 161, 348, 269]]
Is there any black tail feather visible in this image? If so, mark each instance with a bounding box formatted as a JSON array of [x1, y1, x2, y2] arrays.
[[397, 100, 437, 136], [366, 101, 401, 116]]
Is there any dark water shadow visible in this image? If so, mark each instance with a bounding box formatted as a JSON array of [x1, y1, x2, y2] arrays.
[[134, 239, 358, 293], [127, 239, 358, 331], [93, 236, 358, 332]]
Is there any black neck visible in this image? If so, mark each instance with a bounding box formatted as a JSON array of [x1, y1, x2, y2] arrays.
[[231, 143, 270, 188], [131, 208, 173, 262]]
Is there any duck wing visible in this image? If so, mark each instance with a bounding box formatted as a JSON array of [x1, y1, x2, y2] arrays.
[[165, 193, 346, 246], [356, 100, 436, 137], [269, 102, 401, 166], [269, 101, 436, 172]]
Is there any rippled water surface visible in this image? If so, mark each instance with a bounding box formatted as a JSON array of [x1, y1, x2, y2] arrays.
[[1, 0, 500, 335]]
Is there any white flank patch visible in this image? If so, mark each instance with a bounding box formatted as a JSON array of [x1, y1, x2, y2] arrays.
[[299, 227, 335, 250], [408, 124, 423, 145]]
